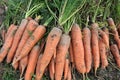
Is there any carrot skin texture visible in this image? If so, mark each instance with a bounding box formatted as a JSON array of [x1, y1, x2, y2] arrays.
[[99, 38, 108, 69], [64, 59, 69, 80], [6, 19, 28, 63], [83, 27, 92, 73], [55, 34, 70, 80], [35, 27, 62, 80], [110, 44, 120, 68], [12, 20, 38, 70], [13, 25, 46, 64], [25, 45, 40, 80], [71, 24, 86, 74], [0, 25, 17, 62]]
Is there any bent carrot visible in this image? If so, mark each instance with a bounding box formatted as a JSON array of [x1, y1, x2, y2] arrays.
[[12, 19, 38, 70], [12, 25, 46, 64], [0, 25, 17, 62], [91, 23, 100, 76], [35, 27, 62, 80], [71, 23, 86, 78], [110, 44, 120, 68], [99, 38, 108, 69], [83, 27, 92, 73], [6, 19, 28, 63], [25, 45, 40, 80], [55, 34, 70, 80], [64, 59, 69, 80]]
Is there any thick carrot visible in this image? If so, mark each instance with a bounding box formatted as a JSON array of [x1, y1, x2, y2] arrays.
[[12, 25, 46, 64], [12, 19, 38, 70], [83, 27, 92, 73], [19, 56, 28, 78], [35, 27, 62, 80], [49, 57, 55, 80], [64, 59, 69, 80], [25, 45, 40, 80], [0, 25, 17, 62], [6, 24, 15, 38], [55, 34, 70, 80], [6, 19, 28, 63], [71, 23, 86, 78], [99, 38, 108, 69], [67, 66, 72, 80], [110, 44, 120, 68], [99, 29, 109, 49], [91, 23, 100, 76]]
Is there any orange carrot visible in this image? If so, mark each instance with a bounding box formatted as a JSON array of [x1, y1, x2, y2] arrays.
[[110, 44, 120, 68], [35, 27, 62, 80], [19, 56, 28, 78], [103, 27, 109, 39], [69, 41, 74, 63], [25, 45, 40, 80], [1, 29, 6, 42], [91, 23, 100, 76], [55, 34, 70, 80], [83, 27, 92, 73], [12, 19, 38, 70], [71, 23, 86, 78], [12, 25, 46, 65], [0, 25, 17, 62], [64, 59, 69, 80], [6, 24, 15, 38], [6, 19, 28, 63], [99, 38, 108, 69], [67, 66, 72, 80]]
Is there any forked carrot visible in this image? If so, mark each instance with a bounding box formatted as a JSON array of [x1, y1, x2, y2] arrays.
[[35, 27, 62, 80], [6, 19, 28, 63], [0, 25, 17, 62]]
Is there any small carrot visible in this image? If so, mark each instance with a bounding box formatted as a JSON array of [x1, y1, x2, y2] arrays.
[[64, 59, 69, 80], [67, 66, 72, 80], [71, 23, 86, 79], [0, 25, 17, 62], [6, 24, 15, 38], [1, 29, 6, 42], [6, 19, 28, 63], [91, 23, 100, 76], [69, 41, 74, 63], [25, 45, 40, 80], [110, 44, 120, 68], [35, 27, 62, 80], [83, 27, 92, 73], [103, 27, 109, 39], [99, 38, 108, 69], [12, 19, 38, 70], [19, 56, 28, 78]]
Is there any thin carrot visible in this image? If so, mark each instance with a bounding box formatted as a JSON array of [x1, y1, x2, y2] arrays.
[[99, 38, 108, 69], [12, 19, 38, 70], [71, 23, 86, 79], [83, 27, 92, 73], [55, 34, 70, 80], [35, 27, 62, 80], [25, 45, 40, 80], [19, 56, 28, 78], [64, 58, 69, 80], [91, 23, 100, 76], [6, 19, 28, 63], [67, 66, 72, 80], [69, 41, 74, 63], [0, 25, 17, 62], [103, 27, 109, 39], [1, 29, 6, 42], [110, 44, 120, 68], [12, 25, 46, 65]]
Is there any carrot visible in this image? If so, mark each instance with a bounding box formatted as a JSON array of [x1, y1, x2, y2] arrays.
[[67, 66, 72, 80], [83, 27, 92, 73], [6, 19, 28, 63], [99, 29, 109, 49], [1, 29, 6, 42], [35, 27, 62, 80], [69, 41, 74, 63], [103, 27, 109, 39], [19, 56, 28, 78], [110, 44, 120, 68], [12, 19, 38, 70], [0, 25, 17, 62], [49, 57, 55, 80], [91, 23, 100, 76], [55, 34, 70, 80], [107, 18, 120, 49], [25, 45, 40, 80], [64, 58, 69, 80], [6, 24, 15, 38], [71, 23, 86, 79], [99, 38, 108, 69], [12, 25, 46, 65]]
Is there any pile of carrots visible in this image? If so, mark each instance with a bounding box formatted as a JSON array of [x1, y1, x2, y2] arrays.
[[0, 17, 120, 80]]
